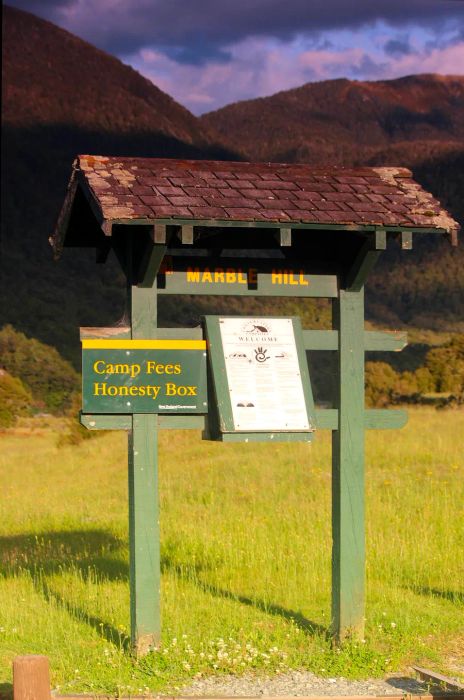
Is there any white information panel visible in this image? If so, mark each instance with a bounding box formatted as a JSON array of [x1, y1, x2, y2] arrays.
[[219, 317, 310, 431]]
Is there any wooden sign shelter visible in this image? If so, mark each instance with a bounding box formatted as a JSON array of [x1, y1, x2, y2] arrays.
[[51, 156, 459, 655]]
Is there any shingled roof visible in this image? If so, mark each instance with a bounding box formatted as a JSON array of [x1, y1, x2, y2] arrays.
[[52, 155, 459, 252]]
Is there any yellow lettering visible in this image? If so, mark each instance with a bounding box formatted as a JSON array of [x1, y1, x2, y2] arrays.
[[226, 269, 236, 283], [164, 384, 197, 396], [93, 382, 107, 395], [271, 270, 283, 284], [107, 386, 118, 396], [174, 364, 181, 374], [147, 361, 176, 375], [214, 268, 225, 283], [202, 270, 213, 283], [186, 267, 200, 283], [289, 273, 298, 285], [237, 271, 247, 284], [93, 360, 106, 374], [299, 271, 309, 286]]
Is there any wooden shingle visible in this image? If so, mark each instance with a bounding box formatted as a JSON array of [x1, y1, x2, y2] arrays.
[[51, 155, 459, 253]]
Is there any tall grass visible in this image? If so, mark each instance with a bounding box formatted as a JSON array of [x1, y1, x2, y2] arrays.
[[0, 408, 462, 695]]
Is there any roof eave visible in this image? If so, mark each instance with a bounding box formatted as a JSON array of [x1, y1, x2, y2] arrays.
[[87, 214, 460, 242], [50, 161, 107, 257]]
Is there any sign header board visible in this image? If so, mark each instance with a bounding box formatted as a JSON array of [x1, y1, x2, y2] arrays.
[[204, 316, 316, 437], [157, 257, 338, 298], [82, 339, 207, 414]]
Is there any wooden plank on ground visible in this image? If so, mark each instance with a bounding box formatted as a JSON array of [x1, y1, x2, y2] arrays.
[[411, 665, 464, 692], [13, 655, 51, 700], [51, 693, 464, 700]]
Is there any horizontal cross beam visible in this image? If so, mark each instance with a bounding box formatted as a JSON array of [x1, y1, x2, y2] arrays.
[[80, 326, 407, 352], [80, 408, 407, 432]]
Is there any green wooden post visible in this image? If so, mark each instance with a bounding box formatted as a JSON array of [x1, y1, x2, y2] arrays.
[[128, 242, 165, 655], [331, 288, 366, 641]]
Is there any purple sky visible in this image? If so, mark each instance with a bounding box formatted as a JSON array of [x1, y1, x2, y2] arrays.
[[7, 0, 464, 114]]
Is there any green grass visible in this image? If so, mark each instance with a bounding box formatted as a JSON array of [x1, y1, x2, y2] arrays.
[[0, 408, 463, 695]]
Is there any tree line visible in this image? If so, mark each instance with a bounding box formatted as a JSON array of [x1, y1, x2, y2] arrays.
[[1, 325, 463, 434]]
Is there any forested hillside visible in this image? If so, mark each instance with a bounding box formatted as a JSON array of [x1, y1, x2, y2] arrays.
[[201, 75, 464, 163], [1, 6, 462, 370], [1, 5, 235, 362], [202, 76, 464, 330]]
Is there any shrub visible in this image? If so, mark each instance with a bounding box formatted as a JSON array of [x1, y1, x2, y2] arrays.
[[425, 334, 464, 396], [0, 370, 33, 428], [365, 361, 399, 407], [0, 325, 79, 413], [57, 392, 104, 446]]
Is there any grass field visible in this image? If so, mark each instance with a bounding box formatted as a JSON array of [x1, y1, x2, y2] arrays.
[[0, 408, 463, 696]]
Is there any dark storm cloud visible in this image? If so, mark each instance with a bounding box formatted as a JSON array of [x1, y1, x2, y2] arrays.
[[7, 0, 73, 12], [384, 38, 414, 57], [7, 0, 464, 63]]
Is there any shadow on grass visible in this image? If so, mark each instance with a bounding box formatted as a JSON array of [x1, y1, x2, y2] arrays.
[[0, 683, 13, 700], [0, 529, 129, 648], [404, 584, 464, 604], [1, 529, 328, 646], [0, 529, 127, 581], [40, 581, 130, 651], [161, 554, 329, 638]]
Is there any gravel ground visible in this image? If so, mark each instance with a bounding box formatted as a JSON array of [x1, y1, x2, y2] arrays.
[[179, 670, 432, 696]]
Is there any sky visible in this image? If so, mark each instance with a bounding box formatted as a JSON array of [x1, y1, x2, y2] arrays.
[[8, 0, 464, 114]]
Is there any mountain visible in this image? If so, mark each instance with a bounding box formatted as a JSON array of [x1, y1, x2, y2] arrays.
[[200, 75, 464, 164], [1, 5, 236, 362], [1, 6, 463, 368], [202, 76, 464, 331], [3, 5, 224, 148]]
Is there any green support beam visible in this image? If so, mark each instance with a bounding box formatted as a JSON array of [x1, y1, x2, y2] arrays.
[[128, 240, 164, 655], [345, 230, 386, 292], [331, 289, 366, 641], [128, 412, 159, 655]]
